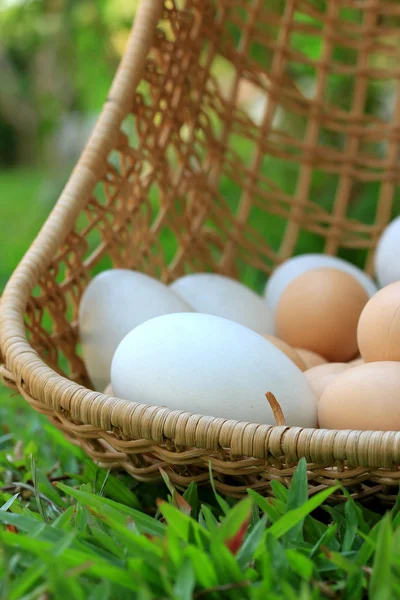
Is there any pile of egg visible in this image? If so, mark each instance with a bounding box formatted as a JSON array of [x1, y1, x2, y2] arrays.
[[79, 216, 400, 431]]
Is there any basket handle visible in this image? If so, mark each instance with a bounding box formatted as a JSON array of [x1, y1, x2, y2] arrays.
[[0, 364, 17, 390]]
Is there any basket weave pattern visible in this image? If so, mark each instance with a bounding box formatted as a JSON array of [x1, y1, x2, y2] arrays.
[[2, 0, 400, 503]]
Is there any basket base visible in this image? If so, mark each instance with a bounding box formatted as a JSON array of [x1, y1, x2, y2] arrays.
[[50, 413, 400, 506]]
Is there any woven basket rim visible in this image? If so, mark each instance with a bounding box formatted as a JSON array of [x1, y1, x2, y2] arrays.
[[1, 0, 400, 471]]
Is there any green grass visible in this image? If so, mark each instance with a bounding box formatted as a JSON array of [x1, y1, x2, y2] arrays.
[[1, 438, 400, 599], [1, 167, 399, 598]]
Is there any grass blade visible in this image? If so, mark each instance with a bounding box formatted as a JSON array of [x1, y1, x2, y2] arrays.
[[208, 462, 230, 516], [286, 458, 308, 542], [369, 514, 393, 600], [236, 515, 266, 567], [342, 500, 359, 552], [56, 482, 165, 536], [173, 557, 196, 600], [287, 459, 308, 511], [30, 456, 49, 523], [286, 549, 314, 582], [183, 481, 198, 516], [1, 494, 19, 512], [200, 504, 219, 534], [247, 489, 282, 522], [9, 561, 46, 600], [1, 531, 138, 590], [268, 486, 339, 540]]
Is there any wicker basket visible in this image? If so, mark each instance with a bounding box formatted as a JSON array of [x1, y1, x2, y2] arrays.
[[2, 0, 400, 504]]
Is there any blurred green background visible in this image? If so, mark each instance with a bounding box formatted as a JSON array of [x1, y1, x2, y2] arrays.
[[0, 0, 141, 292], [0, 0, 141, 456]]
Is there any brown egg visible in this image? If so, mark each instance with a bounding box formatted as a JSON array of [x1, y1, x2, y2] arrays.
[[103, 383, 113, 395], [358, 281, 400, 362], [304, 363, 350, 399], [276, 268, 369, 362], [263, 335, 306, 371], [319, 362, 400, 430], [295, 348, 327, 369]]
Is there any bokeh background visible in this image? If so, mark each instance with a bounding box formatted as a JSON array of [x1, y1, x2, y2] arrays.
[[0, 0, 144, 466], [0, 0, 142, 292]]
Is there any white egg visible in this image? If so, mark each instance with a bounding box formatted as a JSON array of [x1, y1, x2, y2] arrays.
[[79, 269, 193, 391], [111, 313, 318, 427], [264, 254, 377, 314], [170, 273, 274, 335], [375, 216, 400, 287]]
